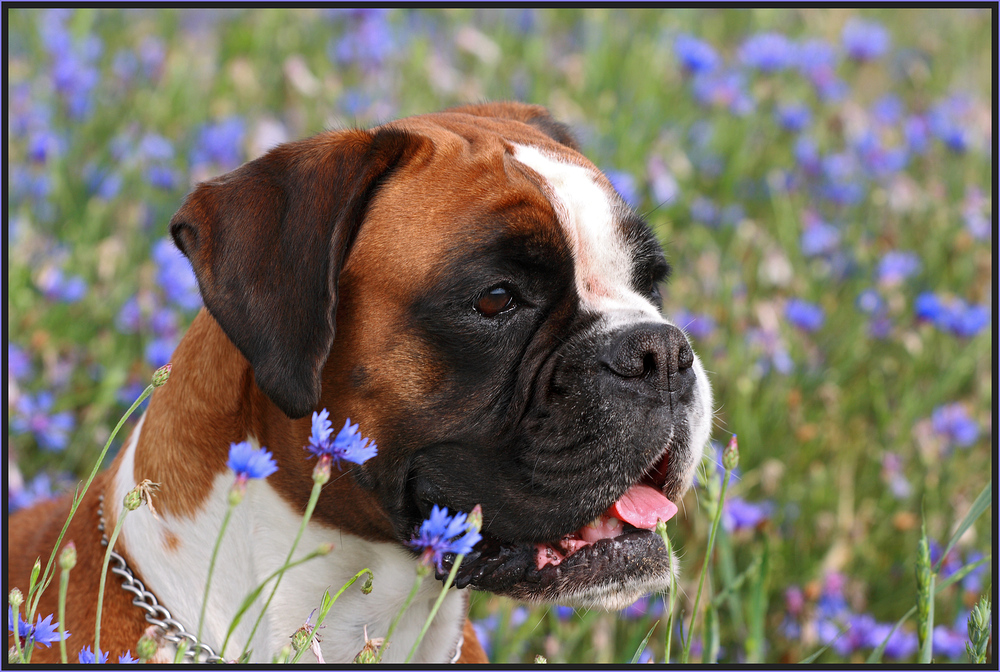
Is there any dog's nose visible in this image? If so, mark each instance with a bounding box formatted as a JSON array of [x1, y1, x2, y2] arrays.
[[601, 323, 695, 397]]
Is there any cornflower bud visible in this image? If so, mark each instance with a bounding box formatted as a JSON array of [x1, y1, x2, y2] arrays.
[[59, 542, 77, 571], [722, 434, 739, 472], [467, 504, 483, 534], [535, 655, 548, 664], [29, 559, 41, 591], [9, 588, 24, 609], [291, 627, 311, 654], [151, 363, 172, 387], [313, 455, 332, 485], [124, 489, 142, 511], [354, 639, 380, 664], [362, 571, 374, 595], [135, 633, 159, 662]]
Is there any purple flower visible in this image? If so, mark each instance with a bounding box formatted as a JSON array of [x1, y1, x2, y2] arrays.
[[961, 186, 991, 241], [794, 136, 821, 176], [820, 153, 865, 205], [554, 605, 575, 621], [800, 212, 840, 257], [775, 103, 811, 132], [408, 504, 483, 572], [116, 296, 143, 333], [928, 95, 973, 153], [785, 586, 804, 615], [8, 344, 32, 381], [152, 238, 202, 311], [876, 250, 921, 286], [796, 39, 846, 101], [330, 9, 397, 69], [689, 196, 720, 227], [118, 651, 139, 664], [28, 130, 64, 164], [933, 625, 967, 660], [138, 133, 174, 162], [8, 471, 71, 512], [647, 156, 679, 205], [914, 293, 989, 338], [903, 115, 930, 154], [746, 328, 794, 376], [605, 169, 639, 209], [78, 645, 109, 664], [872, 94, 904, 126], [305, 409, 378, 468], [785, 298, 824, 332], [739, 32, 795, 72], [619, 594, 664, 620], [8, 607, 69, 648], [85, 165, 122, 200], [881, 452, 911, 499], [962, 551, 986, 592], [144, 337, 177, 369], [722, 497, 774, 533], [691, 69, 755, 116], [227, 441, 279, 482], [11, 392, 75, 452], [673, 34, 719, 74], [36, 267, 88, 303], [854, 131, 908, 178], [841, 19, 890, 62], [147, 165, 177, 191], [674, 309, 715, 340], [190, 117, 246, 169], [931, 403, 979, 448]]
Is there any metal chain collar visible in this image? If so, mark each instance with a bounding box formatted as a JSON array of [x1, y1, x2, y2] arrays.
[[98, 494, 224, 663], [99, 494, 464, 664]]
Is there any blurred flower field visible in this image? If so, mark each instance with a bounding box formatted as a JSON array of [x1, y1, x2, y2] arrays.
[[6, 7, 993, 664]]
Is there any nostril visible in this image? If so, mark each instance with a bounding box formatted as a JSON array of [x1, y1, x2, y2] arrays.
[[642, 352, 657, 377], [677, 342, 694, 371]]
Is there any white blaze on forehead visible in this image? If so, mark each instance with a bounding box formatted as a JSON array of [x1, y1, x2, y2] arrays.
[[511, 144, 663, 323]]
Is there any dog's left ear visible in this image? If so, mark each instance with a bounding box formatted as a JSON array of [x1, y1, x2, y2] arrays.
[[169, 128, 426, 419]]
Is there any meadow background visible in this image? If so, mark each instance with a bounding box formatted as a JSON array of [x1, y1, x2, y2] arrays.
[[6, 7, 993, 664]]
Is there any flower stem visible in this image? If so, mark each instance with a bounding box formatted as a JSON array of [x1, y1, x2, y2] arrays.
[[95, 506, 130, 656], [376, 568, 426, 663], [27, 384, 153, 623], [58, 568, 71, 664], [405, 553, 466, 662], [290, 569, 373, 664], [11, 607, 25, 663], [197, 501, 235, 649], [680, 465, 732, 664], [657, 523, 677, 664], [240, 478, 323, 659]]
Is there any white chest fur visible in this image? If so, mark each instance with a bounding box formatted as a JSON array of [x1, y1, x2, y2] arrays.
[[111, 416, 464, 663]]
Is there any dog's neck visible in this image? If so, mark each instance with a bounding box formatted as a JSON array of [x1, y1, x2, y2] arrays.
[[108, 310, 465, 662]]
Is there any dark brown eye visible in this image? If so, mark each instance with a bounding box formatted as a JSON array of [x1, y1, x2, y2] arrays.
[[475, 286, 515, 317]]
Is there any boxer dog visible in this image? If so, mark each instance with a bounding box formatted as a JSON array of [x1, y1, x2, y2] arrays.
[[7, 102, 713, 663]]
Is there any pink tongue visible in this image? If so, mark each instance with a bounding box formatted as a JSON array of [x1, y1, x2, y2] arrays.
[[607, 484, 678, 530]]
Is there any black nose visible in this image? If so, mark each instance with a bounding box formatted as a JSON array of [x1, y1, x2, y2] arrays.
[[601, 323, 695, 397]]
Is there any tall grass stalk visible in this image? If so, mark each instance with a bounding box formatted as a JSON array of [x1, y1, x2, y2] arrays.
[[57, 543, 76, 665], [404, 552, 468, 663], [239, 476, 325, 659], [681, 436, 738, 663], [290, 569, 372, 664], [24, 369, 166, 624], [656, 520, 677, 663], [196, 500, 236, 647], [376, 566, 427, 663]]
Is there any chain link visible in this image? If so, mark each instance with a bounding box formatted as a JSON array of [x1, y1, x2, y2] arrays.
[[99, 495, 224, 663]]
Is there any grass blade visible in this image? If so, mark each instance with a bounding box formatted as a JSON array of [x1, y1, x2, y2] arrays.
[[936, 480, 990, 573], [630, 620, 659, 664]]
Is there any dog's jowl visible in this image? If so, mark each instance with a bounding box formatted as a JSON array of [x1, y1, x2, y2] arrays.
[[7, 102, 713, 663]]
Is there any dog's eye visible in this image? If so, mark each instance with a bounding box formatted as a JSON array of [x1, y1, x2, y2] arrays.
[[475, 285, 516, 317]]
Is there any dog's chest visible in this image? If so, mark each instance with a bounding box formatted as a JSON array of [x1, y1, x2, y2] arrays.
[[112, 416, 464, 663]]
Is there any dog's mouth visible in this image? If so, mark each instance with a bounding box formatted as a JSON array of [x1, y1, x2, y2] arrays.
[[434, 452, 680, 607]]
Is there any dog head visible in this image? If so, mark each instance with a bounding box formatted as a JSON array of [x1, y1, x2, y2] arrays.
[[170, 102, 712, 610]]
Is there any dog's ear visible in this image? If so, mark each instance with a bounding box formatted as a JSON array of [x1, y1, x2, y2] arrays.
[[169, 128, 425, 419], [447, 101, 580, 151]]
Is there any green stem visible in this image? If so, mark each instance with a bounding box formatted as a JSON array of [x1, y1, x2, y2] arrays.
[[680, 466, 732, 664], [12, 604, 26, 663], [240, 478, 323, 659], [27, 385, 153, 622], [58, 568, 71, 664], [657, 526, 677, 664], [197, 501, 235, 648], [95, 506, 130, 656], [405, 554, 466, 663], [290, 569, 373, 664], [376, 569, 426, 663]]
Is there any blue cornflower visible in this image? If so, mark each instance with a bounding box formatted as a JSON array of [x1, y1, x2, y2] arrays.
[[9, 471, 72, 513], [147, 165, 177, 191], [841, 18, 890, 62], [227, 441, 279, 482], [118, 650, 140, 664], [961, 187, 990, 241], [674, 309, 715, 341], [138, 133, 174, 162], [914, 293, 989, 338], [330, 9, 396, 69], [739, 32, 795, 72], [144, 337, 177, 369], [872, 94, 904, 126], [673, 34, 719, 74], [84, 164, 123, 200], [962, 551, 986, 592], [794, 136, 821, 176], [856, 288, 885, 315], [689, 196, 720, 227], [78, 645, 109, 664], [305, 409, 379, 468], [881, 452, 912, 499], [903, 115, 930, 154], [8, 344, 32, 381], [116, 296, 143, 334], [11, 392, 75, 452], [8, 607, 69, 648], [785, 298, 824, 332], [553, 605, 575, 621], [139, 36, 167, 79], [150, 308, 179, 338], [619, 594, 664, 620], [37, 267, 88, 303], [722, 497, 774, 533], [796, 39, 846, 101], [190, 117, 246, 169], [605, 170, 639, 209], [152, 238, 202, 311], [691, 69, 755, 116], [933, 625, 967, 660], [800, 212, 840, 257], [928, 96, 972, 153], [408, 505, 482, 572], [746, 328, 794, 376], [876, 250, 921, 286], [931, 403, 979, 448], [775, 103, 811, 132]]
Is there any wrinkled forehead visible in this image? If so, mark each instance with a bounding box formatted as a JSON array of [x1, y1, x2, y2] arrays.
[[509, 143, 664, 324]]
